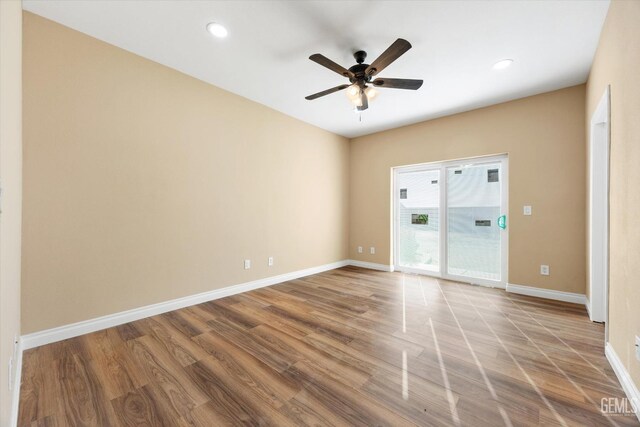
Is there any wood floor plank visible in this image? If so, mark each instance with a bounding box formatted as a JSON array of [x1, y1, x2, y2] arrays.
[[127, 336, 209, 418], [136, 316, 209, 368], [192, 330, 300, 407], [285, 360, 417, 427], [204, 318, 296, 373], [192, 356, 297, 426], [83, 330, 140, 400], [55, 353, 115, 426], [250, 323, 372, 387], [18, 267, 639, 426], [279, 396, 346, 426], [17, 348, 58, 424], [28, 415, 61, 427], [110, 386, 171, 427], [183, 360, 262, 425]]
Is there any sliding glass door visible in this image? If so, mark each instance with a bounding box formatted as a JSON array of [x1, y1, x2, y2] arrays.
[[446, 161, 503, 282], [396, 168, 440, 273], [394, 156, 508, 287]]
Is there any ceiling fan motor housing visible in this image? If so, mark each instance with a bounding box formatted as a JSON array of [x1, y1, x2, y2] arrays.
[[349, 51, 372, 86]]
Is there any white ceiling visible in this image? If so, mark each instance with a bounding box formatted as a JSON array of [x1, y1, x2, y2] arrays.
[[23, 0, 610, 138]]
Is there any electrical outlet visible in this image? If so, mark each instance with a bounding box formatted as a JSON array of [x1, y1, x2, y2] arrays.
[[523, 205, 532, 216], [268, 257, 274, 267], [357, 246, 363, 254], [370, 247, 375, 255], [540, 265, 550, 276], [635, 336, 640, 361], [244, 259, 251, 270]]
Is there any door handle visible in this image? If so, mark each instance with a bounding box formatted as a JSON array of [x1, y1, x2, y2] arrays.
[[498, 215, 507, 230]]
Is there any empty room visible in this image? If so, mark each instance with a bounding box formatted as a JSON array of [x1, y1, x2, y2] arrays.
[[1, 0, 640, 425]]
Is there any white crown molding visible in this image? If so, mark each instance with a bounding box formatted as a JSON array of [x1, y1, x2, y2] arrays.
[[506, 282, 587, 305], [605, 342, 640, 422]]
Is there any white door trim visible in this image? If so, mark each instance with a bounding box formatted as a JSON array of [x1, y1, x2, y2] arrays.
[[588, 86, 610, 326], [393, 154, 508, 289]]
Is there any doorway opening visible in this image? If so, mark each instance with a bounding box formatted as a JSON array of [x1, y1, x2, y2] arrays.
[[588, 86, 610, 328], [393, 155, 508, 288]]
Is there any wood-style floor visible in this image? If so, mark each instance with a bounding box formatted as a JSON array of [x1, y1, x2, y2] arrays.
[[18, 266, 639, 426]]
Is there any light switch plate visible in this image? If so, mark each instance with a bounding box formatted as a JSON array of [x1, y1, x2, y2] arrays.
[[524, 205, 532, 216], [244, 259, 251, 270]]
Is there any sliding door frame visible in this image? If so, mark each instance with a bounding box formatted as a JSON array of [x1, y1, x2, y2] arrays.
[[393, 154, 509, 289]]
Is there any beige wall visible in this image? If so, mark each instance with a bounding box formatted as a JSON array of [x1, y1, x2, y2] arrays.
[[0, 0, 23, 424], [350, 85, 586, 294], [586, 0, 640, 391], [21, 13, 349, 334]]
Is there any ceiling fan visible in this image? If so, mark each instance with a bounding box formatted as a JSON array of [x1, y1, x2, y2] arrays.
[[305, 38, 423, 112]]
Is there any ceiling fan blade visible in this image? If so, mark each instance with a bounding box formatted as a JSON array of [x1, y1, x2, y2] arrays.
[[305, 84, 350, 100], [309, 54, 354, 79], [365, 38, 412, 76], [371, 78, 423, 90]]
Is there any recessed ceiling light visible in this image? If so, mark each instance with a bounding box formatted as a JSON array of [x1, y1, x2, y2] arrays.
[[493, 59, 514, 70], [206, 22, 228, 38]]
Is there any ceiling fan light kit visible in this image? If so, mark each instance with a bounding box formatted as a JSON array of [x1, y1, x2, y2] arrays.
[[305, 38, 423, 113], [346, 85, 368, 112]]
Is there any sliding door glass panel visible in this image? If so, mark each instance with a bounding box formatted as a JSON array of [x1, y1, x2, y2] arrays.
[[397, 169, 440, 272], [447, 163, 501, 281]]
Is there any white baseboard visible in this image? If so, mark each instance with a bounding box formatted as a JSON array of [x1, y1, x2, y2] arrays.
[[506, 283, 587, 305], [348, 259, 394, 272], [9, 338, 23, 427], [605, 342, 640, 422], [21, 260, 350, 350], [584, 298, 607, 323]]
